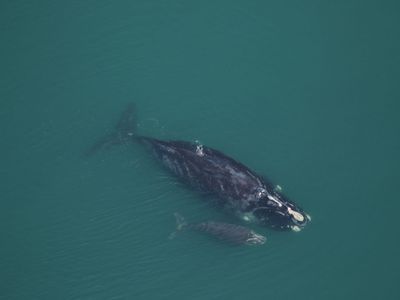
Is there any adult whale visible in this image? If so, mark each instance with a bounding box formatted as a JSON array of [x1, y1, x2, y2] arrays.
[[86, 104, 310, 231]]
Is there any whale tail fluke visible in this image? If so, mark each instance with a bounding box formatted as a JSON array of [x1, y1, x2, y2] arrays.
[[169, 212, 188, 240], [84, 103, 137, 157]]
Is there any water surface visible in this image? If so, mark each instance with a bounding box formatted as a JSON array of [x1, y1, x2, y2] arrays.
[[1, 1, 399, 299]]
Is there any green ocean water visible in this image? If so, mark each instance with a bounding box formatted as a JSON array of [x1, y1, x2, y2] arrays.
[[1, 1, 399, 299]]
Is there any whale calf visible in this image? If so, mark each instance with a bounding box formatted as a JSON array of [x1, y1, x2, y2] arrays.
[[171, 213, 266, 245], [87, 104, 310, 231]]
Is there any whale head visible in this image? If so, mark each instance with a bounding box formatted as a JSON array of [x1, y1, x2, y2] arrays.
[[252, 193, 310, 231]]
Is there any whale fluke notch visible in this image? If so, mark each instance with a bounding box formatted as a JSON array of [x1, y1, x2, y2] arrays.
[[84, 103, 136, 157]]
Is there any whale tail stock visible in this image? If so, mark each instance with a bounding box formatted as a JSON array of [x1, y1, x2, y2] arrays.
[[84, 103, 137, 157], [169, 212, 188, 240]]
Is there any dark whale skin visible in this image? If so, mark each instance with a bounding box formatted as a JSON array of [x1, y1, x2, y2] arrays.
[[140, 137, 309, 231]]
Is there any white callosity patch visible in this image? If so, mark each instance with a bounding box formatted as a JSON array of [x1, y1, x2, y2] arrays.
[[256, 187, 267, 199], [287, 207, 304, 222], [267, 194, 283, 207], [246, 232, 267, 245], [291, 225, 301, 232]]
